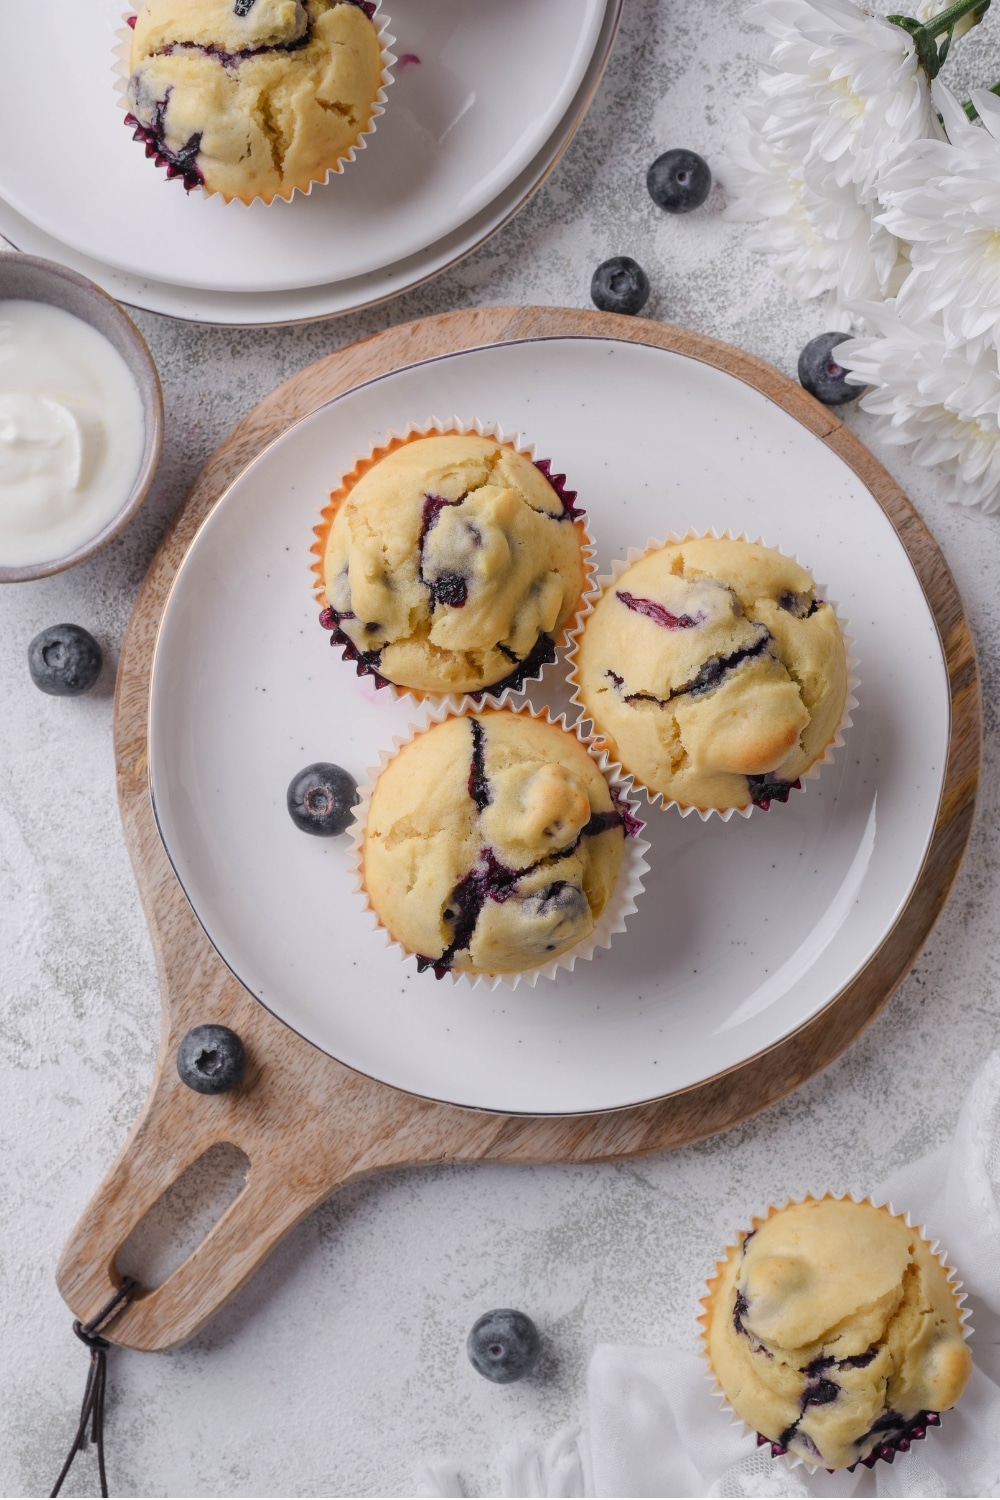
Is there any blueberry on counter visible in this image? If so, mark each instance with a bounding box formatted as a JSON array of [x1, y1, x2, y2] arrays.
[[647, 149, 712, 213], [590, 256, 650, 316], [176, 1025, 246, 1094], [797, 333, 860, 406], [27, 624, 102, 696], [287, 762, 358, 836], [467, 1309, 541, 1383]]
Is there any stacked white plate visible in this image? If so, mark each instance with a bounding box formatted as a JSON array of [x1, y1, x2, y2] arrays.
[[0, 0, 621, 325]]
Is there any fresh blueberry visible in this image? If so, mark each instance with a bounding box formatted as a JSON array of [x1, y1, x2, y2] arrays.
[[27, 624, 102, 697], [176, 1024, 246, 1094], [432, 574, 468, 607], [524, 881, 587, 922], [590, 256, 650, 316], [797, 332, 860, 406], [647, 149, 712, 213], [467, 1309, 541, 1384], [287, 762, 358, 836]]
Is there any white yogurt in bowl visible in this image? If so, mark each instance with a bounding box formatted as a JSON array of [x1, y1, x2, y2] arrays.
[[0, 299, 146, 567], [0, 253, 162, 583]]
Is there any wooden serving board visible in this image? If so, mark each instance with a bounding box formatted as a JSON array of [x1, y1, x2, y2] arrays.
[[56, 306, 982, 1352]]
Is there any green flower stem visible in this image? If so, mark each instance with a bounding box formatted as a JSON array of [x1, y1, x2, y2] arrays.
[[888, 0, 991, 78], [918, 0, 990, 37]]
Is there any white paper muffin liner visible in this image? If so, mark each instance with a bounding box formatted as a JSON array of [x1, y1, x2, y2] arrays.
[[565, 528, 860, 822], [311, 416, 598, 715], [113, 2, 396, 205], [347, 700, 649, 991], [698, 1192, 973, 1474]]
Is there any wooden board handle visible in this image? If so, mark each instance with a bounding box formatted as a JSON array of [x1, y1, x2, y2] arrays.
[[54, 901, 507, 1351], [54, 1051, 347, 1351]]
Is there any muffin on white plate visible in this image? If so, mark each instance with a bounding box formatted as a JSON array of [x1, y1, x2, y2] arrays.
[[122, 0, 391, 202], [313, 427, 592, 701], [570, 535, 850, 815], [356, 707, 644, 982]]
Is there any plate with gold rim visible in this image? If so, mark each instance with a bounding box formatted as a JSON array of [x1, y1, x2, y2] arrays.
[[147, 333, 955, 1115]]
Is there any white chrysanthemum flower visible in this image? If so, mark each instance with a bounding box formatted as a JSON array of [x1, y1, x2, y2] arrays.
[[878, 83, 1000, 342], [722, 125, 903, 306], [837, 303, 1000, 511], [744, 0, 940, 205]]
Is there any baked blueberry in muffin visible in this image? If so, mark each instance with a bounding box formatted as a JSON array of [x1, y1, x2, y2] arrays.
[[702, 1198, 971, 1470], [124, 0, 384, 202], [572, 538, 848, 813], [315, 433, 590, 699], [361, 711, 634, 977]]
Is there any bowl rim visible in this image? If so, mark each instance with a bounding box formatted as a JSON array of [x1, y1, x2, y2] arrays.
[[0, 250, 164, 583]]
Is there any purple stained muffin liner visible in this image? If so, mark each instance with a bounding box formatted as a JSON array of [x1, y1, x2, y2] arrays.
[[113, 2, 396, 204], [311, 417, 598, 715], [756, 1408, 942, 1470], [565, 528, 859, 822], [347, 700, 650, 991], [700, 1193, 972, 1475]]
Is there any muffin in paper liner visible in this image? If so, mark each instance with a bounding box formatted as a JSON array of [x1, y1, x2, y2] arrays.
[[565, 528, 859, 822], [114, 1, 395, 205], [347, 701, 649, 991], [310, 417, 597, 714], [698, 1193, 973, 1473]]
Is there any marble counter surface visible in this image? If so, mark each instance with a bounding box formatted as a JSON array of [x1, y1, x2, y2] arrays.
[[2, 2, 999, 1495]]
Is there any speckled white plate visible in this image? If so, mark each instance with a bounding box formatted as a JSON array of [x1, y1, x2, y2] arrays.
[[0, 0, 606, 295], [148, 337, 950, 1115]]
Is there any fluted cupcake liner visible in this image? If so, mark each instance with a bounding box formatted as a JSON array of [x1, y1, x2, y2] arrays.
[[113, 2, 396, 205], [310, 416, 597, 714], [565, 527, 860, 822], [753, 1409, 942, 1470], [698, 1192, 972, 1475], [347, 700, 649, 991]]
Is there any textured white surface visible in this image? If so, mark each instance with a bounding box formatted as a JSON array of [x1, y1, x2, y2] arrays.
[[1, 2, 999, 1496]]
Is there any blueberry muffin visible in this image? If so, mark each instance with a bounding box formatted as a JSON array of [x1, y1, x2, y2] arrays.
[[316, 433, 589, 699], [361, 711, 631, 977], [702, 1198, 971, 1470], [572, 538, 848, 812], [124, 0, 384, 202]]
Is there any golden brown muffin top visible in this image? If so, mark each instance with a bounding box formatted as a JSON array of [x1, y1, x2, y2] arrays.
[[361, 712, 627, 976], [127, 0, 382, 202], [573, 537, 848, 812], [704, 1198, 971, 1469], [320, 433, 588, 698]]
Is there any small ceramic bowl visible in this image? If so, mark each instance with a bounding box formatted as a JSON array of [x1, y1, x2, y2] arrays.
[[0, 252, 163, 583]]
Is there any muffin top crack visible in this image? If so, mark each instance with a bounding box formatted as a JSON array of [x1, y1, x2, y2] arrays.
[[574, 537, 848, 812]]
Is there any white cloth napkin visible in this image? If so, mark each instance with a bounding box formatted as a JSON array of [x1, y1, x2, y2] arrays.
[[419, 1052, 1000, 1498]]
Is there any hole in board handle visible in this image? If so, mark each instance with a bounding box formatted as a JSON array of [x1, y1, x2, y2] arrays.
[[115, 1142, 249, 1289]]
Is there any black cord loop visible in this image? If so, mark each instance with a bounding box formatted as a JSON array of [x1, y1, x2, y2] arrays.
[[50, 1278, 139, 1499]]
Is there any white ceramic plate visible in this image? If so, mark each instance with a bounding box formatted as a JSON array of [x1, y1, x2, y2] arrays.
[[0, 0, 619, 326], [0, 0, 604, 294], [149, 337, 950, 1115]]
